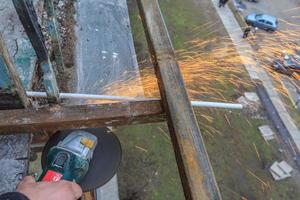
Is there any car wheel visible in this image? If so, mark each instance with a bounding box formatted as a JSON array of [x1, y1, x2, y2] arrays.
[[267, 29, 274, 33]]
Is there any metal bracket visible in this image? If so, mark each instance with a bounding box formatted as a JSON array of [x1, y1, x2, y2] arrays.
[[44, 0, 65, 75], [12, 0, 59, 102]]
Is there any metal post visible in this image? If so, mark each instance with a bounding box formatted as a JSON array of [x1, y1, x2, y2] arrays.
[[44, 0, 65, 74], [137, 0, 222, 199], [12, 0, 59, 102]]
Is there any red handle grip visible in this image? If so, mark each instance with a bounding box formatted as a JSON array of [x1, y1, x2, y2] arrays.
[[42, 170, 63, 182]]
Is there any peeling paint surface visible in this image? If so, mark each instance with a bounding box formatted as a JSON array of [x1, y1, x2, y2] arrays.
[[0, 0, 38, 90]]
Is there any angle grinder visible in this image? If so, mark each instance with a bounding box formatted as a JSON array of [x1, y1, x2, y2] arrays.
[[39, 128, 122, 191]]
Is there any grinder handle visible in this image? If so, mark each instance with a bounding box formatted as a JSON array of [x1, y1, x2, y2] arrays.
[[39, 150, 72, 182], [39, 169, 63, 182]]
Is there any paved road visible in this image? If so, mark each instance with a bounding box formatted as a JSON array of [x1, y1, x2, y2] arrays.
[[210, 0, 300, 160], [241, 0, 300, 111], [242, 0, 300, 31]]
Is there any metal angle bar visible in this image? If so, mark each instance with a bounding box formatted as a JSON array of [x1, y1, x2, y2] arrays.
[[0, 100, 165, 134], [12, 0, 48, 61], [44, 0, 65, 74], [137, 0, 221, 199], [12, 0, 59, 102], [39, 58, 60, 102]]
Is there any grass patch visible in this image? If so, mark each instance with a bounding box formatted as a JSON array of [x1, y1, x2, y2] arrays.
[[128, 0, 223, 63], [159, 0, 211, 49], [116, 123, 184, 200], [127, 0, 150, 64], [117, 109, 300, 200], [197, 108, 300, 200], [270, 77, 300, 129]]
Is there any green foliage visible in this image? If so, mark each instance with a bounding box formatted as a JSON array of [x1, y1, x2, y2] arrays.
[[116, 123, 185, 200]]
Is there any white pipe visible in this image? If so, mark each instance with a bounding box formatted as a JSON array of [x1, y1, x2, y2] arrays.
[[26, 91, 158, 101], [26, 91, 243, 109], [191, 101, 243, 109]]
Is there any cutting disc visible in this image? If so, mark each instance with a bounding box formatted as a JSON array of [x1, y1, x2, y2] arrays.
[[41, 127, 122, 192]]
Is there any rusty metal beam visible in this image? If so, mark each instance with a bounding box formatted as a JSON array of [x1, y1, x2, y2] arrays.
[[137, 0, 221, 199], [0, 100, 164, 134]]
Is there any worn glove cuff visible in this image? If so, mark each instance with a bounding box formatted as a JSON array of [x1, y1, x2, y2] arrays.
[[0, 192, 29, 200]]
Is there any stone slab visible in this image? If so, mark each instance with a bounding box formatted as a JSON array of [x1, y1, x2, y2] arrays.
[[0, 134, 30, 194]]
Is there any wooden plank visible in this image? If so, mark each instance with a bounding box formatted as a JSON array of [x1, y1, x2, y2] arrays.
[[12, 0, 59, 102], [0, 100, 164, 134], [137, 1, 221, 199], [0, 33, 30, 108]]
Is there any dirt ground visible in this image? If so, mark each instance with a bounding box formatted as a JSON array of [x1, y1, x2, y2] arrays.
[[42, 0, 77, 92], [54, 0, 77, 92]]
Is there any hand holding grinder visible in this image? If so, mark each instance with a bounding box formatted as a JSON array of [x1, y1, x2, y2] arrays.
[[39, 130, 97, 183]]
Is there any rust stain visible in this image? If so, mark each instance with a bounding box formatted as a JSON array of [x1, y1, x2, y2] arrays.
[[182, 139, 210, 200]]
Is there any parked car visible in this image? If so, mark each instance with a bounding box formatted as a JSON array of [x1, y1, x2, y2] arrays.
[[245, 13, 278, 32], [272, 53, 300, 78]]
